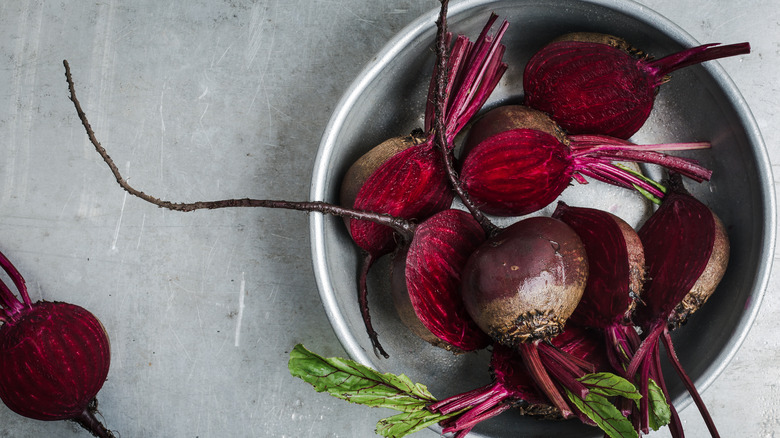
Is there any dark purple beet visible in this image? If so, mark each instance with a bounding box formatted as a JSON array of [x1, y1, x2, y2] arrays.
[[458, 105, 712, 216], [627, 174, 730, 437], [0, 250, 114, 438], [391, 209, 490, 352], [460, 216, 591, 417], [552, 202, 644, 331], [523, 32, 750, 138]]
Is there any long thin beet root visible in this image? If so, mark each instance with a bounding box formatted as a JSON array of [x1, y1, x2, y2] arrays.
[[524, 32, 750, 138]]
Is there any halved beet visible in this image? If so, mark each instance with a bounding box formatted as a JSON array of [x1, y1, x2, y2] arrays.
[[458, 105, 712, 216], [523, 32, 750, 138], [391, 209, 490, 352]]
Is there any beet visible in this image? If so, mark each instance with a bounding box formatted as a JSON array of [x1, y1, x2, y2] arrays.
[[552, 202, 644, 331], [0, 250, 114, 437], [339, 13, 508, 258], [523, 32, 750, 138], [627, 174, 731, 437], [460, 216, 592, 417], [458, 105, 713, 216], [390, 209, 490, 352]]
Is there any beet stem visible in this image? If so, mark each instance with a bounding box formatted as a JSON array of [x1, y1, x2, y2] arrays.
[[0, 250, 30, 319], [662, 326, 720, 437], [63, 60, 418, 242], [428, 382, 500, 414], [0, 248, 32, 310], [431, 0, 498, 236], [648, 42, 750, 82], [518, 343, 573, 418], [443, 396, 513, 434], [627, 321, 665, 378], [651, 339, 685, 438], [357, 252, 388, 358]]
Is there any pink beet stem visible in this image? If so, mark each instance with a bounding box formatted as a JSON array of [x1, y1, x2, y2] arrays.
[[443, 398, 513, 434], [424, 13, 508, 145], [445, 19, 509, 142], [571, 140, 711, 155], [425, 33, 465, 133], [429, 382, 502, 414], [575, 147, 713, 182], [651, 339, 685, 438], [0, 250, 30, 318], [576, 162, 667, 199], [627, 321, 665, 378], [662, 326, 720, 437], [647, 42, 750, 85], [519, 342, 574, 418]]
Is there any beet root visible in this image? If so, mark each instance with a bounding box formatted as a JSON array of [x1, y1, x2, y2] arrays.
[[523, 32, 750, 138], [391, 209, 490, 352], [0, 250, 114, 438], [460, 216, 588, 347], [458, 105, 713, 216]]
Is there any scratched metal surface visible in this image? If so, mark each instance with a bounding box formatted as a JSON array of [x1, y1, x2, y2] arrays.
[[0, 1, 776, 437]]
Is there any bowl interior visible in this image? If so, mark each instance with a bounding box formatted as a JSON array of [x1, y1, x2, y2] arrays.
[[311, 1, 774, 436]]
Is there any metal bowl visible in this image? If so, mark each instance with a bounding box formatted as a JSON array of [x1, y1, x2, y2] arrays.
[[310, 0, 775, 436]]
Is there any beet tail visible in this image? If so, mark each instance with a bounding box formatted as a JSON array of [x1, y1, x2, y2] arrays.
[[72, 400, 115, 438], [647, 42, 750, 84], [357, 252, 388, 358], [662, 326, 720, 437]]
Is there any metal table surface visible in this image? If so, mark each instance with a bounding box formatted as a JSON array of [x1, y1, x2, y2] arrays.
[[0, 1, 775, 437]]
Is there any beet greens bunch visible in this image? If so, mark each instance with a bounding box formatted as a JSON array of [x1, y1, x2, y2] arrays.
[[61, 0, 743, 436]]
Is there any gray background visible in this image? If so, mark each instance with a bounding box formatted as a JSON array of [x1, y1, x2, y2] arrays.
[[0, 0, 776, 437]]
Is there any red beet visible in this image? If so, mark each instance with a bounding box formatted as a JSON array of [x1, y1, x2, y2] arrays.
[[523, 32, 750, 138], [552, 202, 644, 331], [0, 250, 114, 437], [340, 14, 508, 258], [391, 209, 490, 352], [458, 105, 712, 216], [460, 216, 591, 418], [627, 174, 730, 437]]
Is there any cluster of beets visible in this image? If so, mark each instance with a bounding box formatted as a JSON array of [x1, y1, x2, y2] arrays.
[[0, 3, 746, 437], [335, 9, 745, 438]]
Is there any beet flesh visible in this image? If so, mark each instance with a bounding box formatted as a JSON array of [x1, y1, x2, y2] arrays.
[[552, 202, 644, 329], [524, 35, 750, 138], [391, 209, 490, 352], [0, 250, 114, 437], [458, 105, 712, 217]]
